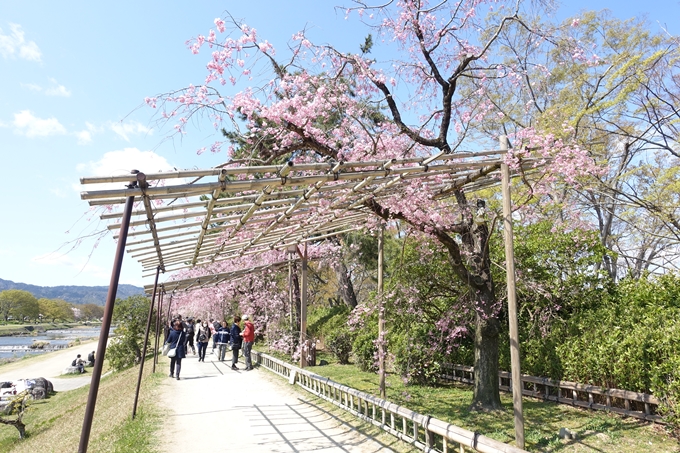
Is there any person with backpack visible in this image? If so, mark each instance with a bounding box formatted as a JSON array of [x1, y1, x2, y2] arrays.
[[195, 319, 210, 362], [230, 316, 242, 370], [72, 354, 86, 373]]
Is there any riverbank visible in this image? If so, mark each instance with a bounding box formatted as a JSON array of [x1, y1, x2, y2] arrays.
[[0, 324, 107, 364], [0, 323, 101, 337], [0, 338, 100, 392]]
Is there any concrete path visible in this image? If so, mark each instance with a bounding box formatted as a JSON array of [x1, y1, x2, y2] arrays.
[[158, 349, 397, 452], [0, 339, 98, 392]]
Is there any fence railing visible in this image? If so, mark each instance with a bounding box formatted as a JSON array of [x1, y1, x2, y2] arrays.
[[440, 364, 663, 423], [254, 352, 528, 453]]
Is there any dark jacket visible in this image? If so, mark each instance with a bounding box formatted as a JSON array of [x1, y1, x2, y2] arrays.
[[165, 329, 186, 359], [230, 323, 242, 349], [216, 326, 230, 344]]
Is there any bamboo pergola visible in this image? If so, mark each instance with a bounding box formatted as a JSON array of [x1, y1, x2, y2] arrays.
[[81, 149, 535, 282], [77, 143, 532, 452]]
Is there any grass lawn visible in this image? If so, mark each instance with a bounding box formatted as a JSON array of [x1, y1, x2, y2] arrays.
[[0, 358, 163, 453], [267, 349, 679, 453]]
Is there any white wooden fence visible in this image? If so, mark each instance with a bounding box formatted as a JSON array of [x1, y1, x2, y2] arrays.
[[440, 364, 663, 423], [254, 352, 529, 453]]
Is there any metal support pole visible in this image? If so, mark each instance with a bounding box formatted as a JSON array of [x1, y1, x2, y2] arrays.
[[377, 223, 386, 399], [153, 290, 163, 372], [300, 243, 308, 368], [164, 293, 173, 342], [78, 174, 139, 453], [500, 135, 525, 449], [132, 266, 160, 419]]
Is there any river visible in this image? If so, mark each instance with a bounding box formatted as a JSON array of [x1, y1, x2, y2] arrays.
[[0, 327, 113, 359]]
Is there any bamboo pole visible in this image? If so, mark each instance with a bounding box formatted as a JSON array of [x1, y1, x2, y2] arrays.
[[300, 243, 308, 368], [80, 149, 507, 186], [138, 214, 364, 270], [165, 293, 173, 341], [378, 223, 386, 399], [500, 135, 525, 449], [190, 169, 229, 266], [81, 161, 507, 202], [141, 224, 361, 277], [78, 172, 139, 453], [132, 265, 160, 419], [288, 255, 294, 329]]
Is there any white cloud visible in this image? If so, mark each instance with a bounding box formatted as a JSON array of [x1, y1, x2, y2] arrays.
[[12, 110, 66, 137], [45, 78, 71, 97], [21, 82, 42, 91], [76, 148, 175, 191], [109, 121, 152, 141], [21, 78, 71, 97], [75, 130, 92, 145], [0, 23, 41, 61], [74, 123, 101, 145]]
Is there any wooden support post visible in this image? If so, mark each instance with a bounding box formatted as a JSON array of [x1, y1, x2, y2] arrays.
[[288, 257, 293, 328], [153, 290, 163, 372], [378, 223, 386, 399], [79, 173, 139, 453], [165, 293, 173, 341], [132, 266, 160, 419], [300, 243, 308, 368], [500, 136, 525, 449]]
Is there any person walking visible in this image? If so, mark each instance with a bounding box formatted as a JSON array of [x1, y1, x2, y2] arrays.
[[216, 321, 230, 361], [164, 320, 186, 380], [195, 319, 210, 362], [185, 318, 196, 355], [241, 315, 255, 371], [230, 316, 242, 370]]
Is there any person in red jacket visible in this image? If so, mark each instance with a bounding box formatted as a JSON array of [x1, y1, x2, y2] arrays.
[[241, 315, 255, 371]]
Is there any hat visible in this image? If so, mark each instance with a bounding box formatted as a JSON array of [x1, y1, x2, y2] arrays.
[[242, 315, 249, 321]]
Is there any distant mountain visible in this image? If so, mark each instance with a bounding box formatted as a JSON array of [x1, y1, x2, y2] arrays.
[[0, 278, 144, 306]]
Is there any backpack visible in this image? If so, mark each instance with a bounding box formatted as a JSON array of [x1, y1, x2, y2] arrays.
[[71, 359, 77, 367]]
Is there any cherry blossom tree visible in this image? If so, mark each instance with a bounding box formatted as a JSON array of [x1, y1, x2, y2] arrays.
[[147, 0, 601, 410]]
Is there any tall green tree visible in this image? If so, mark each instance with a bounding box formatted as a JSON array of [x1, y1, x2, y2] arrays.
[[0, 290, 38, 322]]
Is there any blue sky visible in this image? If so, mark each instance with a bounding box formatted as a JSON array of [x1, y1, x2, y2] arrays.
[[0, 1, 678, 289]]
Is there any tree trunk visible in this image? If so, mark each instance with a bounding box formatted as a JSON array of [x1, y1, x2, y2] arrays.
[[291, 263, 301, 333], [332, 260, 358, 309], [471, 307, 503, 411], [363, 194, 503, 411]]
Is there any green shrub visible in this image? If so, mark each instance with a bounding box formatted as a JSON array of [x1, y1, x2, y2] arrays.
[[392, 325, 442, 385], [326, 328, 352, 364], [308, 305, 349, 339], [107, 295, 152, 371], [352, 328, 378, 372]]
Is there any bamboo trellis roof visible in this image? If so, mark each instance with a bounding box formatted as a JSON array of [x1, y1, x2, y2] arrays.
[[80, 148, 533, 294]]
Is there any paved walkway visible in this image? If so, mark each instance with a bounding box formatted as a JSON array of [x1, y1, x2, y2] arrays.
[[157, 349, 397, 452]]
